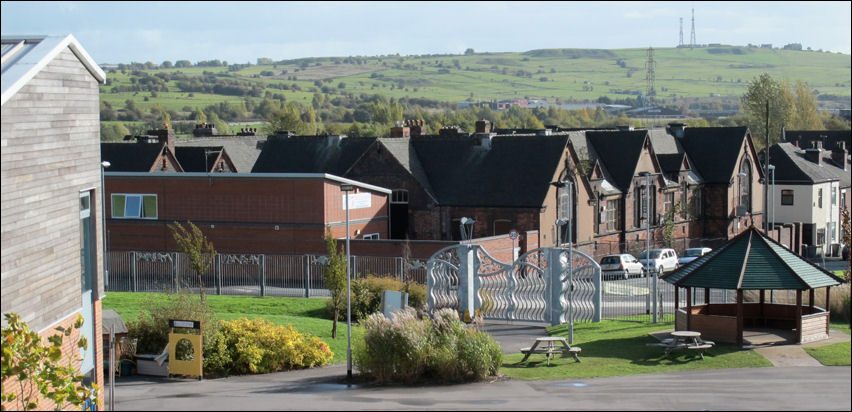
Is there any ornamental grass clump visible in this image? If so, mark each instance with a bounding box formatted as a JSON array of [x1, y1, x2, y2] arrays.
[[354, 308, 502, 384]]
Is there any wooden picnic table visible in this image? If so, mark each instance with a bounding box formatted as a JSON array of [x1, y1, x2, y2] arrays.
[[647, 330, 714, 359], [520, 336, 581, 365]]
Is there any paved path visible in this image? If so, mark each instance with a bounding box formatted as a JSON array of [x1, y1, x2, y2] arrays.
[[109, 322, 851, 410]]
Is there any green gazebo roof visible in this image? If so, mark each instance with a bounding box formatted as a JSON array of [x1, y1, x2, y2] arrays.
[[661, 227, 844, 290]]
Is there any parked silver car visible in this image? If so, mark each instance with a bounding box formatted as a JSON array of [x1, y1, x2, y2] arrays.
[[599, 254, 645, 280], [638, 248, 679, 274], [678, 247, 712, 266]]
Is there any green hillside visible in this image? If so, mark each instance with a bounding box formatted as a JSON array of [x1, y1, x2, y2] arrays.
[[99, 46, 851, 132]]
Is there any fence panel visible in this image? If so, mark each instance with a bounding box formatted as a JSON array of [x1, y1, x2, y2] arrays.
[[218, 254, 263, 296], [133, 252, 176, 293], [106, 251, 134, 292], [265, 255, 312, 297]]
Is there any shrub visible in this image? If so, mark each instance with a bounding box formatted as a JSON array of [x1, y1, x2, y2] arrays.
[[354, 308, 501, 384], [204, 318, 333, 376], [124, 292, 219, 368], [326, 275, 428, 322]]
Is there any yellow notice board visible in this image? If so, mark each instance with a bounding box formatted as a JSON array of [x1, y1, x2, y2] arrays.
[[168, 319, 203, 379]]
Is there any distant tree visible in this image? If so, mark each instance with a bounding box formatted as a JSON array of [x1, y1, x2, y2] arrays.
[[265, 104, 308, 135], [175, 60, 192, 68], [161, 60, 173, 69], [205, 111, 232, 135], [464, 48, 475, 55], [741, 73, 794, 149], [192, 108, 207, 123], [100, 122, 130, 141], [168, 221, 217, 302], [790, 80, 823, 130]]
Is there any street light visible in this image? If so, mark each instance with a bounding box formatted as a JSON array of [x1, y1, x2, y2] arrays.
[[340, 183, 355, 381], [638, 172, 656, 321], [767, 165, 775, 233], [460, 217, 476, 246]]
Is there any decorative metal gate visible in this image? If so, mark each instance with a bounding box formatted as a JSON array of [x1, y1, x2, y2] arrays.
[[427, 245, 601, 326]]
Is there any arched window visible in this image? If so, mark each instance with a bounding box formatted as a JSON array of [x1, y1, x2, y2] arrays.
[[739, 158, 752, 213]]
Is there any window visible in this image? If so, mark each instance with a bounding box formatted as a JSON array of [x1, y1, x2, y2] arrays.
[[606, 199, 618, 231], [818, 188, 823, 208], [391, 189, 409, 204], [831, 187, 837, 206], [781, 190, 794, 205], [739, 159, 752, 212], [112, 194, 158, 219], [362, 233, 380, 240], [558, 184, 572, 220], [80, 191, 96, 293], [663, 192, 674, 217], [691, 189, 702, 217], [816, 228, 826, 245]]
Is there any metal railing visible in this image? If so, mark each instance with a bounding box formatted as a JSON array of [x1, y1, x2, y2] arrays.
[[106, 251, 427, 297]]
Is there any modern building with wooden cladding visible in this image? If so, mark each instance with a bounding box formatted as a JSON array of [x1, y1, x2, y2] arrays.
[[2, 34, 106, 409]]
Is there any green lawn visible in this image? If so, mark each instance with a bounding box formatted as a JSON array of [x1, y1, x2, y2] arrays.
[[103, 292, 362, 364], [804, 321, 851, 366], [500, 318, 772, 380]]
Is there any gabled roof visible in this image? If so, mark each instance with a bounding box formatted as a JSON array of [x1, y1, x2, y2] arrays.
[[251, 136, 376, 175], [678, 127, 750, 183], [2, 34, 105, 105], [176, 136, 264, 173], [662, 227, 843, 290], [174, 146, 227, 172], [769, 143, 847, 186], [586, 130, 648, 192], [411, 134, 569, 207], [101, 142, 170, 172], [376, 137, 437, 202]]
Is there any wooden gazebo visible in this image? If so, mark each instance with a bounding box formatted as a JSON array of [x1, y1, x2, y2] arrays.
[[662, 227, 844, 346]]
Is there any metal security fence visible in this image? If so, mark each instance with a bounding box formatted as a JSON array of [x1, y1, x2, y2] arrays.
[[106, 251, 428, 297]]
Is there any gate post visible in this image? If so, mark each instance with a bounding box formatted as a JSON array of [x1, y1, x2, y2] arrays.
[[131, 251, 137, 292], [215, 254, 222, 295], [593, 264, 602, 323], [546, 248, 566, 327], [457, 246, 480, 322], [173, 252, 179, 293], [304, 255, 311, 298], [259, 254, 265, 297]]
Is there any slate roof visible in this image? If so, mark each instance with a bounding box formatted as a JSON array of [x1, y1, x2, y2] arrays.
[[768, 143, 849, 186], [662, 227, 843, 290], [176, 136, 264, 173], [567, 131, 621, 196], [101, 142, 167, 172], [174, 146, 226, 172], [251, 136, 376, 175], [410, 134, 569, 207], [678, 127, 750, 183], [783, 130, 851, 151], [585, 130, 648, 192], [2, 34, 105, 105], [376, 137, 436, 201]]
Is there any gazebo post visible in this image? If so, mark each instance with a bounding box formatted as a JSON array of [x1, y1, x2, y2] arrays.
[[674, 286, 679, 310], [795, 290, 803, 344], [704, 287, 709, 305], [808, 289, 815, 310], [736, 289, 743, 347], [759, 289, 765, 327], [686, 287, 692, 331], [825, 286, 831, 336]]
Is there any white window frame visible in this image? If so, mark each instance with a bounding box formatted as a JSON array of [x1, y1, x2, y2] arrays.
[[111, 193, 158, 219], [362, 233, 380, 240]]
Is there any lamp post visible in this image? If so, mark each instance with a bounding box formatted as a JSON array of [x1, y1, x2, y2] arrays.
[[638, 172, 655, 320], [340, 183, 355, 381], [768, 165, 775, 233], [101, 161, 111, 290]]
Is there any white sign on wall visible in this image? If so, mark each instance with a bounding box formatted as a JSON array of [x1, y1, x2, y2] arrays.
[[342, 192, 372, 210]]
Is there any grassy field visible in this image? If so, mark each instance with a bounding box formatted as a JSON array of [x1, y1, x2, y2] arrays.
[[102, 292, 361, 364], [500, 318, 773, 380], [101, 46, 851, 117]]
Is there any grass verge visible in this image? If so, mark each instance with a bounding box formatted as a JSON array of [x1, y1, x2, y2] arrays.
[[803, 321, 851, 366], [103, 291, 362, 364], [500, 318, 772, 380]]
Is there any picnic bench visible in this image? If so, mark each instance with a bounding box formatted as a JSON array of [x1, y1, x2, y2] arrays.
[[647, 331, 715, 359], [520, 336, 581, 365]]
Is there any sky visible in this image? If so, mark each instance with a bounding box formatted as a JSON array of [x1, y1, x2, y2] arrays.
[[2, 1, 850, 65]]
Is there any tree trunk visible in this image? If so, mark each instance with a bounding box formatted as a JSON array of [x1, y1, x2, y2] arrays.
[[331, 307, 338, 339]]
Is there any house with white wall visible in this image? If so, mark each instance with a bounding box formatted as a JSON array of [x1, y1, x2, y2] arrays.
[[768, 142, 848, 257]]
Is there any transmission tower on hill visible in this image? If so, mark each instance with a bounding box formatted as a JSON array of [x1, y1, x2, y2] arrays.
[[645, 47, 656, 98], [690, 8, 696, 49], [679, 17, 684, 47]]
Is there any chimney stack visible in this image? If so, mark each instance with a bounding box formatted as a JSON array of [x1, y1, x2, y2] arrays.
[[475, 119, 491, 134], [147, 127, 176, 155], [804, 140, 822, 165], [406, 119, 426, 136], [667, 122, 686, 138], [831, 141, 848, 170]]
